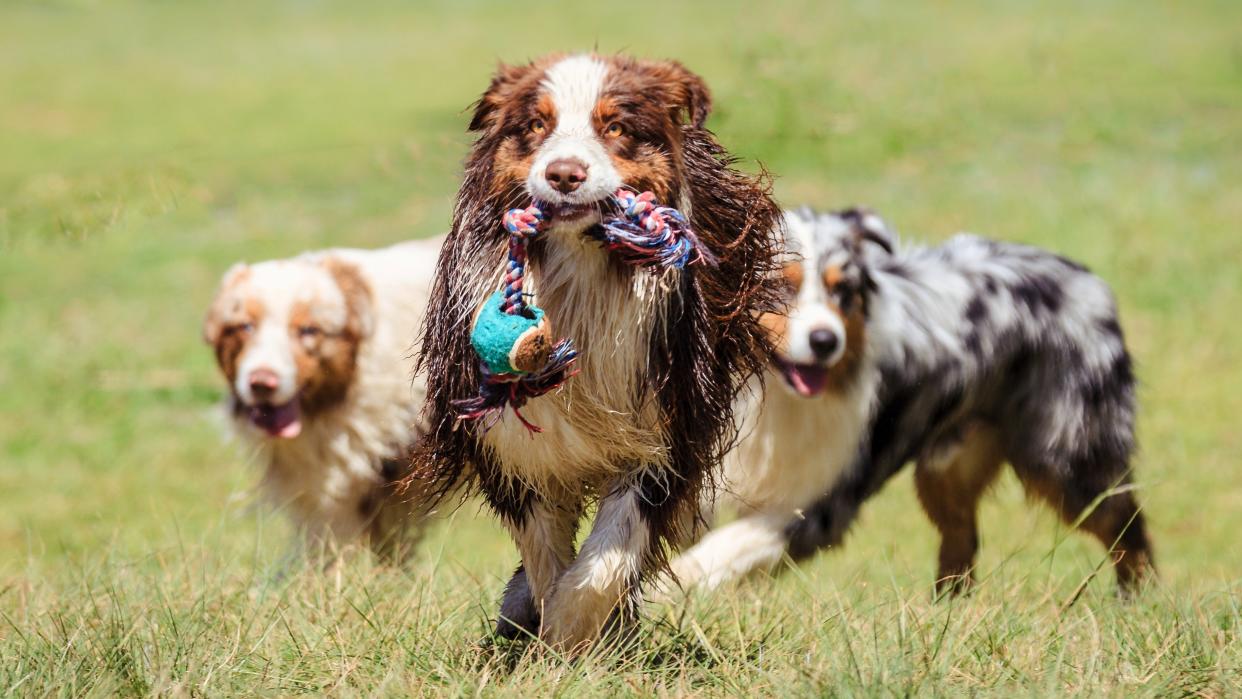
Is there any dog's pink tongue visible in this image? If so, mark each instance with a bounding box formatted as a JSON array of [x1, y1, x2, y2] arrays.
[[250, 402, 302, 439], [785, 363, 829, 398]]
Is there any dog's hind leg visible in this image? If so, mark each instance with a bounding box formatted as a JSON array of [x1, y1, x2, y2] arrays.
[[1011, 460, 1155, 596], [914, 422, 1005, 597], [1079, 490, 1154, 595]]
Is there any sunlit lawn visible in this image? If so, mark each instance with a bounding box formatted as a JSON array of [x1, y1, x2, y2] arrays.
[[1, 1, 1240, 695]]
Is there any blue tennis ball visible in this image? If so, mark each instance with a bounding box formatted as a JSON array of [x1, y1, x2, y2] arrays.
[[470, 290, 548, 375]]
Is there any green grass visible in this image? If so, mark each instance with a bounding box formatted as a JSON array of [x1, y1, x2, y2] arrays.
[[2, 0, 1241, 695]]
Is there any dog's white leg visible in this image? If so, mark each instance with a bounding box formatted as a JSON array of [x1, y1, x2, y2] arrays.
[[540, 481, 652, 653], [661, 511, 790, 595]]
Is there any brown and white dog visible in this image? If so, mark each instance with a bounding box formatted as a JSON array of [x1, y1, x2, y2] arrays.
[[416, 54, 781, 651], [204, 237, 443, 564]]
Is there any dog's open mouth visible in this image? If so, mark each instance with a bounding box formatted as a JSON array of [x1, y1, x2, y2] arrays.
[[776, 358, 830, 398], [248, 400, 303, 439], [544, 202, 597, 223]]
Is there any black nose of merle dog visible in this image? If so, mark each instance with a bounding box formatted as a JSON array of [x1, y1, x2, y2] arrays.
[[545, 159, 588, 194], [809, 329, 840, 361]]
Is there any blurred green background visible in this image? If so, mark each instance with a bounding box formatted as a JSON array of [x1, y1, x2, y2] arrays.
[[1, 1, 1239, 694]]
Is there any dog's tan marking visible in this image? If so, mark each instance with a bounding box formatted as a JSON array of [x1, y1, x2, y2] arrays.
[[758, 312, 789, 355], [825, 299, 865, 391], [206, 294, 264, 385], [610, 146, 675, 202], [822, 264, 844, 290], [915, 423, 1005, 595], [782, 261, 803, 292], [290, 298, 362, 417], [322, 258, 374, 339], [491, 139, 538, 198]]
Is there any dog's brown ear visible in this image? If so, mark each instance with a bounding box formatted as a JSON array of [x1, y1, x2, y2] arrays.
[[646, 60, 713, 128], [469, 61, 537, 133], [321, 257, 374, 340], [202, 262, 249, 345]]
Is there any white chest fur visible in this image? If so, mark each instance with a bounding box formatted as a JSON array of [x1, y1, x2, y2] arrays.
[[719, 369, 875, 516], [480, 229, 673, 490]]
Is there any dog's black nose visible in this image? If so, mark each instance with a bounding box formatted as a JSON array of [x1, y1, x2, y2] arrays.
[[545, 159, 588, 194], [809, 329, 840, 360]]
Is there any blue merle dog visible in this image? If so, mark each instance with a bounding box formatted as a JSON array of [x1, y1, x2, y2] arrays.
[[668, 207, 1154, 596]]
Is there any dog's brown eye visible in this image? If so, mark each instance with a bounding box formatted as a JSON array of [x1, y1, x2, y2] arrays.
[[529, 119, 546, 134], [227, 323, 253, 336], [298, 325, 321, 339], [837, 289, 855, 313], [605, 122, 624, 138]]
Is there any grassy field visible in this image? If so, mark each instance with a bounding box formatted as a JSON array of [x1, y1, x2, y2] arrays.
[[2, 0, 1241, 695]]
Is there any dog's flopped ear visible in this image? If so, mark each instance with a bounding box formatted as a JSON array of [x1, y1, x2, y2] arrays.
[[202, 262, 249, 345], [646, 60, 712, 128], [469, 61, 537, 133], [322, 257, 374, 340], [841, 208, 896, 255]]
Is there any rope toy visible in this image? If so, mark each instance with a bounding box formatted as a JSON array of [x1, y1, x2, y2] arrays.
[[453, 189, 708, 433], [589, 190, 712, 269]]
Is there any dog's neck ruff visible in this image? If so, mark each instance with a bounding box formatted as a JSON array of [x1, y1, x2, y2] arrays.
[[453, 189, 706, 433]]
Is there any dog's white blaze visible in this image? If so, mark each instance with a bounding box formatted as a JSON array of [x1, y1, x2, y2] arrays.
[[233, 267, 303, 405], [527, 55, 622, 206], [783, 214, 848, 367]]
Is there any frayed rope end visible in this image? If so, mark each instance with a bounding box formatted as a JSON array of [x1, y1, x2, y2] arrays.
[[452, 340, 579, 434]]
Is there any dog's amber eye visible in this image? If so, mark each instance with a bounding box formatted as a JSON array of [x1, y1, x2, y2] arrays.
[[529, 118, 546, 135], [605, 122, 624, 138]]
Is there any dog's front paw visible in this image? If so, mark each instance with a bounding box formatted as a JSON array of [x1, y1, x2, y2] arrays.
[[495, 608, 540, 640], [538, 588, 611, 655], [540, 584, 642, 655], [495, 565, 541, 640], [539, 606, 594, 655]]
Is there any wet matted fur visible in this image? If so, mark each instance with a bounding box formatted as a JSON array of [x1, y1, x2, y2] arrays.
[[668, 208, 1154, 598], [414, 53, 781, 651]]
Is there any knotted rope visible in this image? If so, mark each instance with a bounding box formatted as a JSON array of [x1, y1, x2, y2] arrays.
[[589, 190, 712, 269]]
